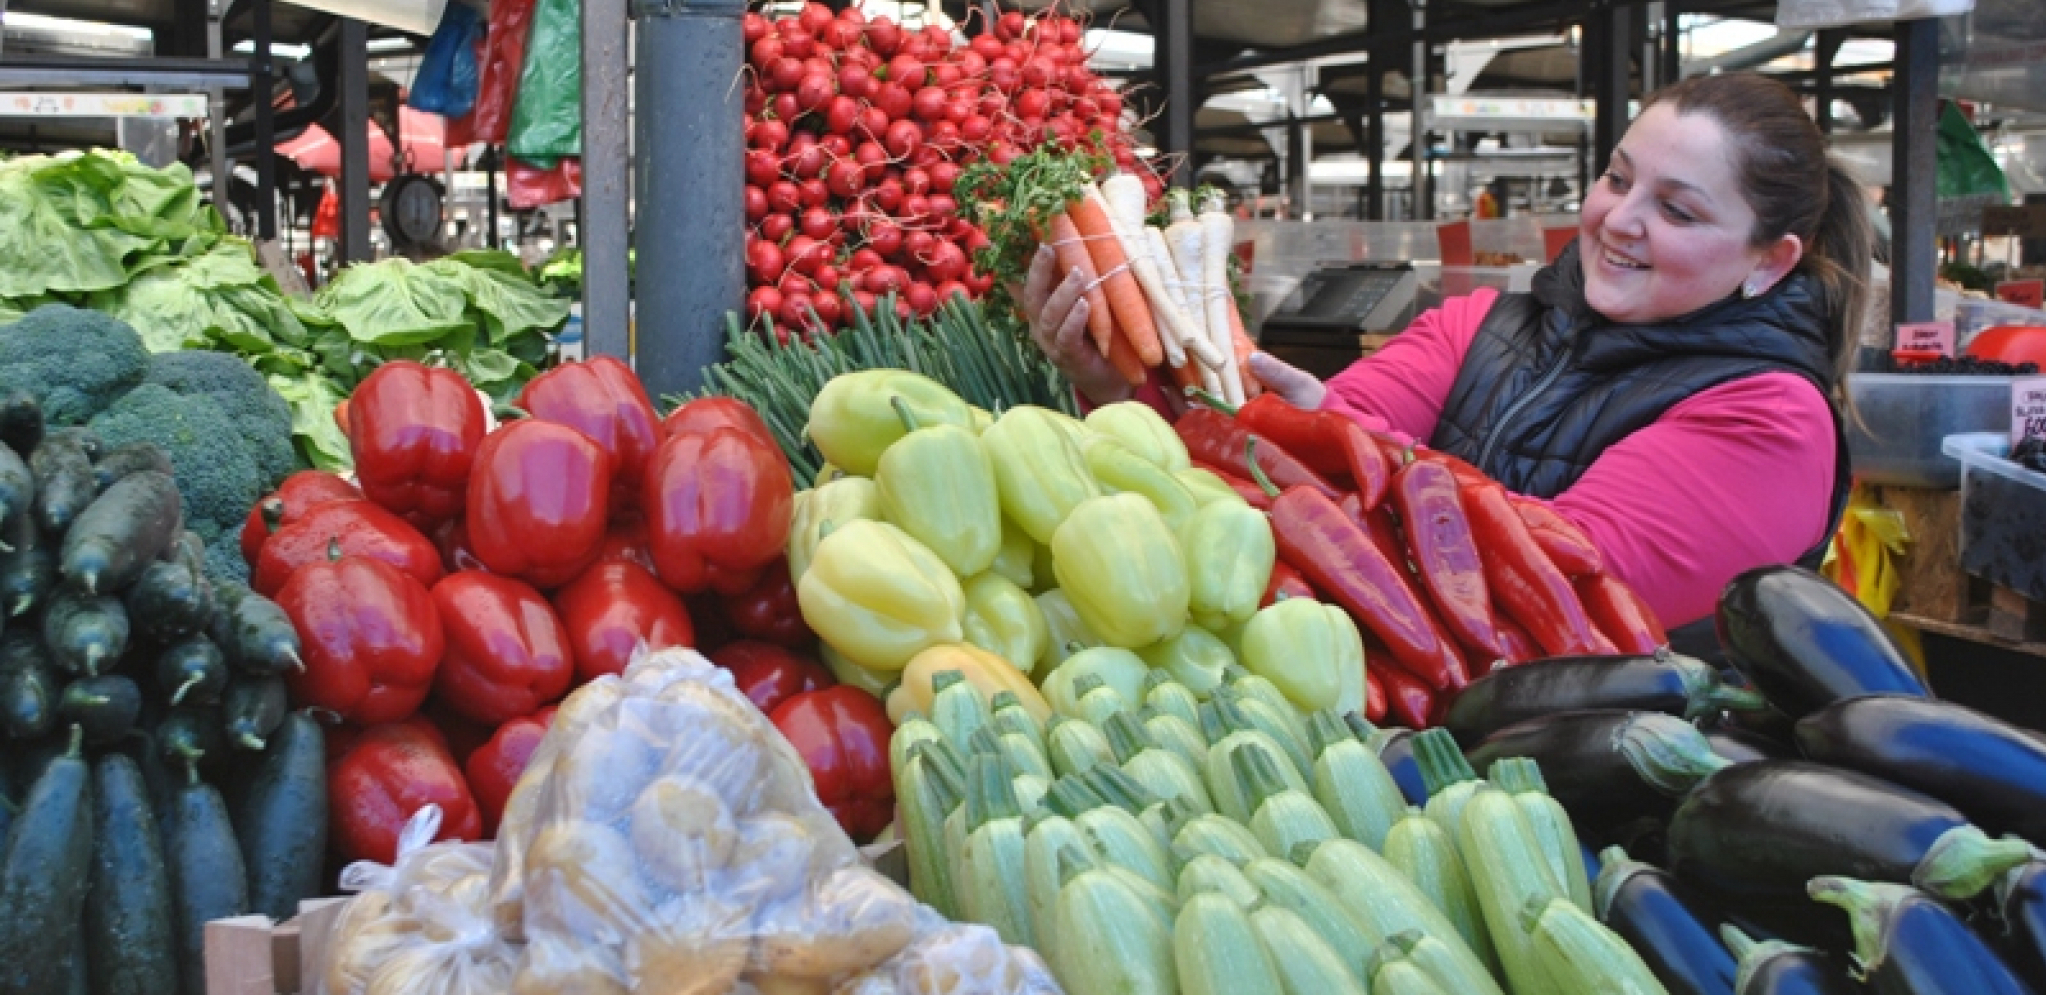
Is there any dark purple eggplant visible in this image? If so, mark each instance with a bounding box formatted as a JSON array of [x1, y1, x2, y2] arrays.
[[1796, 695, 2046, 847], [1722, 925, 1867, 995], [1702, 724, 1798, 766], [1594, 846, 1737, 995], [1992, 862, 2046, 993], [1466, 710, 1732, 834], [1715, 566, 1927, 719], [1667, 761, 2034, 945], [1808, 877, 2034, 995], [1440, 649, 1767, 746], [1365, 726, 1428, 807]]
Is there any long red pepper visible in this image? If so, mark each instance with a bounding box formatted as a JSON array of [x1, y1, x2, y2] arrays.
[[1460, 479, 1616, 657], [1391, 458, 1510, 662], [1261, 559, 1317, 606], [1376, 662, 1438, 729], [1577, 572, 1668, 654], [1191, 461, 1274, 511], [1249, 443, 1468, 693], [1364, 669, 1388, 724], [1176, 407, 1344, 501], [1512, 497, 1605, 578], [1492, 612, 1543, 665], [1234, 394, 1392, 510], [1339, 493, 1410, 575]]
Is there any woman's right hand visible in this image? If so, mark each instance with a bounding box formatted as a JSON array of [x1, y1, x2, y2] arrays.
[[1020, 244, 1133, 406]]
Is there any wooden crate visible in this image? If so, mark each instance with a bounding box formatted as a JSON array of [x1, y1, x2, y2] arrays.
[[1878, 485, 1970, 623], [205, 897, 349, 995]]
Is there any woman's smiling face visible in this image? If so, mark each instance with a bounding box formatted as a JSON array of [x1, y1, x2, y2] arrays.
[[1578, 103, 1800, 325]]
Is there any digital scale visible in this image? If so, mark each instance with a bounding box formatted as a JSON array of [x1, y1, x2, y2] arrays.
[[1256, 262, 1420, 380]]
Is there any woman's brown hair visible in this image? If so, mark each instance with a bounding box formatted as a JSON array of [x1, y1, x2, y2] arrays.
[[1644, 72, 1874, 394]]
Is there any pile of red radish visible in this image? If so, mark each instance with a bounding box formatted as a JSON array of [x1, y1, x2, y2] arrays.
[[742, 3, 1156, 336]]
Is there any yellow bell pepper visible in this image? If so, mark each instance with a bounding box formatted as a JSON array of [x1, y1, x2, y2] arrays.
[[968, 404, 996, 434], [1085, 401, 1191, 473], [1033, 588, 1103, 678], [961, 572, 1049, 674], [819, 642, 895, 699], [1030, 540, 1059, 595], [1137, 624, 1236, 696], [1051, 493, 1191, 649], [876, 397, 1003, 577], [787, 475, 883, 582], [981, 405, 1101, 545], [1176, 467, 1251, 508], [797, 520, 965, 672], [809, 369, 974, 477], [1238, 598, 1360, 712], [1040, 645, 1150, 719], [1180, 500, 1277, 632], [1082, 434, 1200, 534], [886, 643, 1053, 725], [988, 516, 1036, 590]]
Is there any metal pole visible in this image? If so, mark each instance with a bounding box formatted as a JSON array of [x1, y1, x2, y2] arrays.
[[1286, 116, 1308, 218], [583, 0, 631, 360], [339, 17, 371, 264], [486, 149, 500, 249], [1641, 1, 1659, 97], [1891, 17, 1938, 324], [207, 0, 230, 225], [253, 0, 276, 240], [1662, 0, 1680, 86], [1366, 66, 1385, 220], [1814, 28, 1844, 134], [635, 0, 745, 397], [1158, 0, 1195, 188], [1592, 4, 1631, 177], [1410, 0, 1428, 220]]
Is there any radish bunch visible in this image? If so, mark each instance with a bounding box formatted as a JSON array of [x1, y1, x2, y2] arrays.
[[742, 3, 1154, 336]]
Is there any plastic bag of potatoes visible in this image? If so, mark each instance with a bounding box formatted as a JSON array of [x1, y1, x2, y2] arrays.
[[321, 806, 519, 995]]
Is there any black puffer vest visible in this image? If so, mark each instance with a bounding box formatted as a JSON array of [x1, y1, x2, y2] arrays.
[[1429, 243, 1852, 647]]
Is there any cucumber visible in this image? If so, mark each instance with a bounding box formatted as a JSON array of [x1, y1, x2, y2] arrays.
[[61, 471, 182, 596], [0, 508, 54, 619], [154, 639, 227, 708], [0, 443, 31, 553], [0, 726, 94, 995], [220, 675, 287, 752], [91, 444, 172, 495], [58, 675, 141, 746], [208, 581, 302, 677], [0, 632, 60, 741], [163, 758, 247, 995], [42, 589, 129, 676], [233, 711, 327, 922], [0, 390, 44, 460], [30, 436, 97, 536], [127, 549, 214, 645], [114, 729, 180, 839], [0, 762, 13, 845], [9, 730, 72, 794], [157, 707, 225, 774], [85, 754, 177, 995]]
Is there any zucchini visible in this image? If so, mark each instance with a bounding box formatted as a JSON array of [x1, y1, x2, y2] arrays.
[[164, 758, 248, 995], [1026, 814, 1094, 945], [1442, 649, 1767, 747], [206, 581, 302, 677], [1047, 715, 1115, 778], [1795, 695, 2046, 847], [1106, 711, 1211, 814], [1308, 710, 1406, 850], [154, 638, 227, 708], [0, 726, 94, 995], [1994, 863, 2046, 995], [1382, 806, 1495, 975], [1412, 728, 1485, 847], [1176, 891, 1286, 995], [931, 669, 991, 749], [0, 442, 30, 554], [1070, 673, 1131, 727], [1141, 707, 1210, 774], [0, 508, 52, 619], [0, 390, 43, 459], [1466, 710, 1733, 836], [1241, 856, 1380, 967], [30, 435, 95, 536], [1715, 565, 1927, 719], [958, 753, 1033, 947], [57, 675, 141, 746], [1076, 795, 1172, 893], [1456, 786, 1571, 995], [1719, 925, 1863, 995], [1522, 895, 1674, 995], [1300, 839, 1501, 995], [0, 632, 60, 740], [989, 690, 1047, 754], [231, 711, 327, 923], [1490, 758, 1595, 910], [61, 470, 181, 595], [898, 741, 964, 920], [1224, 665, 1313, 750], [1237, 745, 1339, 859], [1221, 685, 1314, 779], [1808, 876, 2029, 995], [41, 589, 129, 676], [1167, 803, 1269, 865], [1143, 671, 1202, 728], [220, 675, 288, 752], [889, 711, 945, 778], [1249, 904, 1369, 995], [85, 754, 178, 995], [1050, 848, 1178, 995], [1176, 850, 1262, 909], [91, 444, 172, 495], [1593, 846, 1736, 995], [1368, 941, 1457, 995]]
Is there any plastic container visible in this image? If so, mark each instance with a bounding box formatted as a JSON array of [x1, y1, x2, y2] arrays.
[[1942, 433, 2046, 601], [1846, 374, 2018, 488]]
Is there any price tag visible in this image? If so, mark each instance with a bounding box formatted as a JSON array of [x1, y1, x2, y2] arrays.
[[1996, 279, 2045, 310], [1894, 320, 1956, 358], [2015, 377, 2046, 446]]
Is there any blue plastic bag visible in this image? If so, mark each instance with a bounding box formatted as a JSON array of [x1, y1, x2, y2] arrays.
[[409, 1, 484, 119]]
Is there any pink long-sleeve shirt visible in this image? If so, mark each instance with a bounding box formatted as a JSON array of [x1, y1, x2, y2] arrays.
[[1319, 288, 1837, 628]]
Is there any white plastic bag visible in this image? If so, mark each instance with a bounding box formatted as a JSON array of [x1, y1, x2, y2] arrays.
[[321, 806, 520, 995]]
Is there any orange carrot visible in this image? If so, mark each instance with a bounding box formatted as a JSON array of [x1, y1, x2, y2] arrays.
[[1169, 356, 1204, 391], [1068, 192, 1165, 367], [1228, 301, 1262, 398], [1106, 325, 1149, 385], [1049, 211, 1117, 358]]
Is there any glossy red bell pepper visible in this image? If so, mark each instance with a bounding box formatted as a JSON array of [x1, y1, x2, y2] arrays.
[[1459, 479, 1616, 658], [718, 558, 813, 648], [432, 517, 485, 574], [594, 514, 655, 570], [251, 498, 444, 597], [1175, 407, 1343, 501], [770, 686, 894, 842], [278, 545, 444, 726], [1391, 458, 1510, 662], [663, 396, 778, 445], [642, 422, 795, 596], [418, 700, 493, 769], [430, 570, 575, 725], [515, 357, 663, 512], [467, 419, 612, 589], [465, 706, 555, 836], [1234, 393, 1392, 510], [1512, 496, 1605, 578], [348, 360, 488, 528], [1261, 560, 1317, 607], [710, 639, 834, 715], [329, 721, 482, 864], [550, 559, 696, 682], [1577, 572, 1668, 655], [241, 470, 361, 567], [1364, 669, 1388, 724]]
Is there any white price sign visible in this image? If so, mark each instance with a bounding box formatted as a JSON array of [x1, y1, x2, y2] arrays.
[[2015, 377, 2046, 446]]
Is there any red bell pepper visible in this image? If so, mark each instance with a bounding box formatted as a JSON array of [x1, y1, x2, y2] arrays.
[[1391, 458, 1510, 662], [686, 592, 740, 654], [642, 423, 795, 596], [1512, 497, 1605, 578], [466, 419, 612, 589], [594, 514, 655, 570], [1192, 461, 1273, 511], [770, 686, 893, 841], [329, 721, 482, 864], [1376, 662, 1438, 730], [515, 357, 663, 511], [430, 570, 575, 725], [1364, 669, 1388, 724], [465, 706, 555, 836], [718, 558, 814, 648], [663, 396, 779, 445], [241, 470, 361, 567], [348, 360, 488, 528], [278, 545, 444, 726], [251, 498, 444, 597], [1459, 479, 1617, 658], [432, 517, 486, 574], [1261, 560, 1317, 607], [1175, 407, 1343, 501], [710, 639, 833, 715], [550, 559, 696, 682], [418, 700, 493, 769], [324, 713, 451, 766], [1577, 572, 1668, 655], [1234, 393, 1392, 510]]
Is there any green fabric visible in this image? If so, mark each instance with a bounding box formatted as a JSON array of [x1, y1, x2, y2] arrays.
[[508, 0, 582, 160]]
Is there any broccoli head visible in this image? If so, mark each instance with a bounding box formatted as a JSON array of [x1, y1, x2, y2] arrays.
[[145, 350, 298, 487], [89, 384, 262, 543], [204, 520, 252, 585], [0, 303, 149, 425]]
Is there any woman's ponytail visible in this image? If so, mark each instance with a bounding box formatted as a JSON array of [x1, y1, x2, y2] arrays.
[[1810, 159, 1875, 392]]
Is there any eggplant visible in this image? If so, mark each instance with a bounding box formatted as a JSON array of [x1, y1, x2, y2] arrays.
[[1795, 695, 2046, 847], [1465, 710, 1733, 835], [1721, 925, 1867, 995], [1992, 862, 2046, 993], [1701, 724, 1798, 766], [1441, 649, 1767, 746], [1593, 846, 1737, 995], [1808, 877, 2033, 995], [1367, 727, 1428, 807], [1715, 566, 1927, 719], [1666, 761, 2034, 946]]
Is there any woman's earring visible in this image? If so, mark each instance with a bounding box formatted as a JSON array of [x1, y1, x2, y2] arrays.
[[1741, 282, 1759, 299]]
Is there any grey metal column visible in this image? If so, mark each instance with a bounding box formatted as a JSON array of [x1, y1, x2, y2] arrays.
[[1890, 17, 1938, 324], [1158, 0, 1195, 187], [207, 0, 229, 224], [1814, 28, 1844, 134], [253, 0, 276, 240], [1410, 0, 1428, 220], [1641, 2, 1660, 97], [1592, 4, 1631, 176], [584, 0, 631, 360], [635, 0, 745, 397], [339, 17, 371, 263], [1366, 66, 1384, 220], [1662, 1, 1680, 86], [1286, 116, 1308, 218], [486, 150, 500, 249]]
